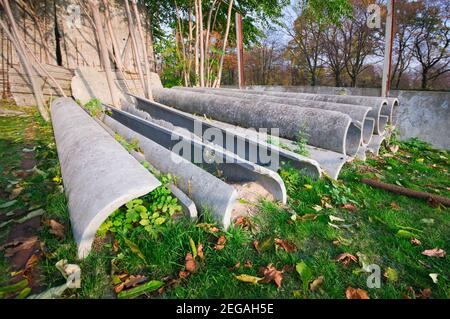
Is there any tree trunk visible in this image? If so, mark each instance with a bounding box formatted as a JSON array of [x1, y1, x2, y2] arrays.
[[87, 0, 119, 107], [421, 68, 428, 89], [124, 0, 147, 98], [131, 0, 153, 100], [213, 0, 234, 88], [103, 0, 125, 72], [194, 0, 200, 86], [198, 0, 205, 87], [0, 0, 49, 121]]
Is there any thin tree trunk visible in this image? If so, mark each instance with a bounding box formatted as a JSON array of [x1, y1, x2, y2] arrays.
[[0, 1, 49, 121], [198, 0, 205, 87], [131, 0, 153, 100], [213, 0, 234, 88], [187, 8, 193, 85], [124, 0, 147, 98], [87, 0, 119, 107], [103, 0, 125, 72], [194, 0, 199, 86], [175, 1, 189, 86], [204, 0, 217, 87]]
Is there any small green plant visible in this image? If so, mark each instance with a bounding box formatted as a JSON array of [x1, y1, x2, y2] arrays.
[[98, 185, 182, 239], [114, 133, 141, 153], [294, 129, 309, 156], [84, 98, 103, 117]]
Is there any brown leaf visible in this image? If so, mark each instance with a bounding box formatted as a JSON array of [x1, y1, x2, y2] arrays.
[[345, 287, 370, 299], [197, 244, 205, 260], [320, 196, 333, 209], [422, 248, 445, 258], [253, 240, 260, 252], [124, 275, 148, 288], [209, 227, 219, 233], [335, 253, 358, 266], [411, 238, 421, 246], [310, 276, 324, 292], [341, 203, 358, 212], [9, 186, 23, 200], [185, 253, 198, 273], [389, 145, 399, 154], [259, 264, 284, 289], [390, 202, 400, 210], [45, 219, 65, 239], [113, 240, 119, 252], [214, 235, 227, 250], [1, 236, 39, 257], [298, 214, 319, 221], [24, 254, 39, 270], [244, 260, 252, 268], [114, 283, 125, 293], [229, 261, 241, 270], [418, 288, 432, 299], [274, 238, 297, 252], [179, 271, 190, 279]]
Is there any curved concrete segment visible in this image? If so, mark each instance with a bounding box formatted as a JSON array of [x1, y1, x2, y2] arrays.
[[152, 88, 359, 156], [127, 94, 322, 178], [102, 115, 238, 228], [219, 89, 389, 136], [104, 106, 287, 216], [50, 98, 161, 258], [178, 88, 373, 146]]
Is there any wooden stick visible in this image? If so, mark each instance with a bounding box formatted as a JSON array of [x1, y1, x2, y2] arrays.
[[361, 178, 450, 207]]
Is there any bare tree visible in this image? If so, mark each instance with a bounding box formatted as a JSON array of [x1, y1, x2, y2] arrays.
[[0, 0, 49, 121], [412, 2, 450, 89], [87, 0, 119, 107], [322, 26, 347, 87]]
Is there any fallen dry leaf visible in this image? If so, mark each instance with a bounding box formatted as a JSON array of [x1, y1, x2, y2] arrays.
[[275, 238, 297, 252], [335, 253, 358, 266], [341, 203, 358, 212], [185, 253, 198, 273], [1, 236, 39, 257], [229, 261, 241, 270], [197, 244, 205, 260], [113, 239, 119, 252], [389, 145, 399, 154], [114, 283, 125, 293], [45, 219, 65, 239], [214, 235, 227, 250], [235, 274, 263, 284], [297, 214, 319, 221], [411, 238, 422, 246], [24, 254, 39, 270], [253, 240, 260, 252], [259, 264, 284, 289], [320, 196, 333, 209], [310, 276, 324, 292], [421, 248, 446, 258], [124, 275, 148, 288], [244, 260, 252, 268], [179, 271, 190, 279], [9, 186, 23, 200], [419, 288, 432, 299], [390, 202, 400, 210], [345, 287, 370, 299]]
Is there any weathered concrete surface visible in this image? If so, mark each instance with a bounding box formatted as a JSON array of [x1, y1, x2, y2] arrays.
[[50, 98, 161, 258], [239, 86, 449, 150], [177, 87, 374, 146], [105, 106, 287, 225], [152, 88, 359, 156], [129, 94, 322, 178], [92, 117, 198, 219], [101, 116, 239, 224], [71, 67, 161, 105], [222, 88, 389, 136]]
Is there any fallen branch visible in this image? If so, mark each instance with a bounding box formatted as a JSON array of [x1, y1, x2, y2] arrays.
[[361, 178, 450, 207]]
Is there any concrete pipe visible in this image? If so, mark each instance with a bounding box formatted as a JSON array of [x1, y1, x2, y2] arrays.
[[152, 88, 360, 157], [177, 87, 374, 146], [50, 98, 161, 258], [220, 89, 390, 136], [128, 94, 322, 178], [102, 115, 238, 227], [105, 106, 288, 222]]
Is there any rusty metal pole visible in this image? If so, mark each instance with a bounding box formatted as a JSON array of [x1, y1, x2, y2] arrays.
[[235, 12, 244, 89], [381, 0, 395, 97]]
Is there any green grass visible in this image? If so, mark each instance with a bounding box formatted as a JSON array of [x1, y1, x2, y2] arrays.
[[0, 101, 448, 299]]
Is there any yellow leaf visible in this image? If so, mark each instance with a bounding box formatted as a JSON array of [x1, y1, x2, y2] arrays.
[[234, 274, 263, 284], [304, 184, 313, 190]]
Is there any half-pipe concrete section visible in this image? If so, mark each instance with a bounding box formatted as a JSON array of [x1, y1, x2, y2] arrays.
[[222, 89, 390, 136], [177, 87, 374, 146], [152, 88, 360, 157], [50, 98, 161, 258], [127, 94, 322, 178], [105, 106, 288, 210], [102, 115, 238, 228]]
